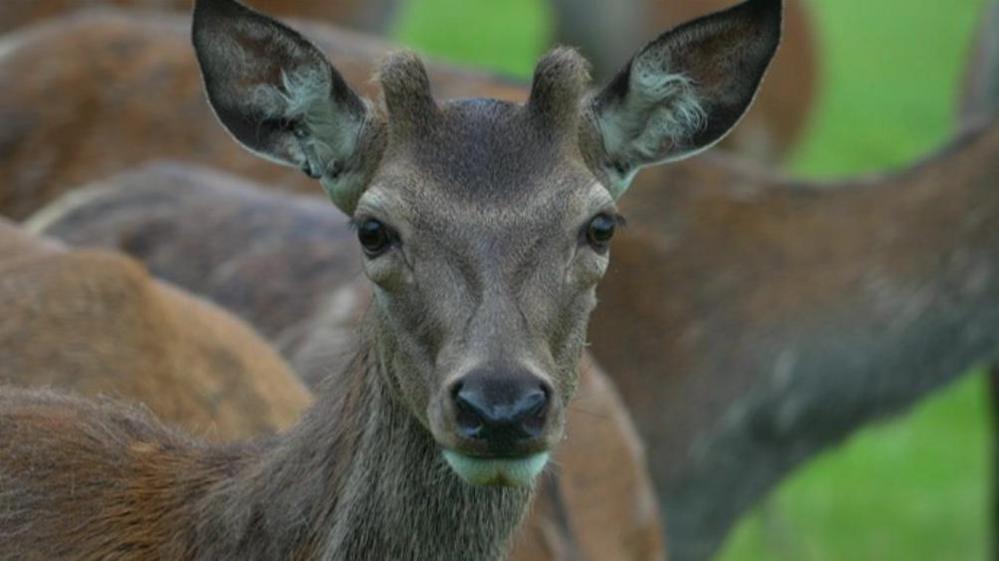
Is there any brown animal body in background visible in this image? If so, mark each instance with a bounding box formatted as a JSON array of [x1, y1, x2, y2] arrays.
[[588, 118, 999, 560], [0, 0, 781, 558], [0, 10, 525, 221], [550, 0, 819, 161], [0, 0, 400, 35], [0, 218, 311, 440]]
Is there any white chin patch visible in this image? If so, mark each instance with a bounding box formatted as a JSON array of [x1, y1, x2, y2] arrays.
[[442, 450, 551, 487]]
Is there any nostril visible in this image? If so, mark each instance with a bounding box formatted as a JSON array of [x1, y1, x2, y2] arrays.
[[452, 382, 487, 439], [517, 384, 551, 438], [519, 385, 549, 419]]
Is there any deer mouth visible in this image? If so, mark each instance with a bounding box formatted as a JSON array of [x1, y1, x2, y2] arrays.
[[442, 449, 551, 487]]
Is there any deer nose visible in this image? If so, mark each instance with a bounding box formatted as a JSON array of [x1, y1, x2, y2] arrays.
[[451, 369, 552, 449]]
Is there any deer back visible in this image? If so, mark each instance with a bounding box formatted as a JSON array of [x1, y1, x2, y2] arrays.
[[0, 218, 311, 440], [0, 10, 525, 220], [0, 0, 399, 35]]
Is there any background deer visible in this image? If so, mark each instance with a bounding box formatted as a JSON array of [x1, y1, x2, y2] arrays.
[[0, 0, 400, 35], [0, 217, 311, 440], [0, 0, 781, 558], [0, 9, 524, 221]]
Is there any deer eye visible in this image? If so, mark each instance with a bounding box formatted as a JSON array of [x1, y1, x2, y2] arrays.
[[585, 213, 617, 249], [357, 218, 394, 257]]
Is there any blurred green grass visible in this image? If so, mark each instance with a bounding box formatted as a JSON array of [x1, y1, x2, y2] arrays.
[[392, 1, 992, 559]]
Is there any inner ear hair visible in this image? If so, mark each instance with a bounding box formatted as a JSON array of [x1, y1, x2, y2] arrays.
[[193, 0, 378, 214], [585, 0, 783, 197]]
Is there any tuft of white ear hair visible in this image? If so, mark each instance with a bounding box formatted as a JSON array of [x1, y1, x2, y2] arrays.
[[596, 67, 707, 193]]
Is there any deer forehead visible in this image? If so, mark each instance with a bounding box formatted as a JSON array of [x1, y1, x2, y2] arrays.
[[383, 99, 593, 188], [361, 98, 609, 230]]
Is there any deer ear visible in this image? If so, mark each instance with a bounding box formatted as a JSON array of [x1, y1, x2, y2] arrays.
[[192, 0, 381, 214], [585, 0, 782, 198]]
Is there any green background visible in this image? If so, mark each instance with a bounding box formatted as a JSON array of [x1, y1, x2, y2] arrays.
[[393, 1, 992, 559]]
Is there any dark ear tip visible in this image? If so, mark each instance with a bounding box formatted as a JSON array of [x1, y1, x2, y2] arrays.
[[193, 0, 235, 17], [746, 0, 784, 29], [192, 0, 241, 37], [193, 0, 264, 31]]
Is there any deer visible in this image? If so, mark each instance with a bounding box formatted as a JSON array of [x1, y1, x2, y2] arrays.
[[0, 0, 782, 558], [0, 216, 312, 440], [0, 0, 400, 36], [25, 162, 667, 561], [30, 8, 999, 561], [549, 0, 818, 161], [0, 0, 814, 222]]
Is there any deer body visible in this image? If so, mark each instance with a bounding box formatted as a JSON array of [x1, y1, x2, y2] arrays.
[[0, 11, 525, 221], [588, 118, 999, 560], [1, 0, 782, 558], [0, 0, 400, 36], [0, 218, 310, 440]]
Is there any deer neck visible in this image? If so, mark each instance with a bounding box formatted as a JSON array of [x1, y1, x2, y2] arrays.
[[193, 318, 533, 561]]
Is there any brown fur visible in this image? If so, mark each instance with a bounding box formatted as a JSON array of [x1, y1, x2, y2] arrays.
[[588, 118, 999, 560], [0, 10, 526, 220], [31, 161, 665, 561], [0, 218, 310, 441], [0, 339, 533, 560], [0, 0, 400, 35]]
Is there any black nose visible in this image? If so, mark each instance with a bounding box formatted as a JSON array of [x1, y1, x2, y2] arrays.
[[451, 368, 552, 448]]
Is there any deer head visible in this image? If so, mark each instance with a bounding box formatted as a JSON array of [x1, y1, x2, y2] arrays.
[[192, 0, 781, 487]]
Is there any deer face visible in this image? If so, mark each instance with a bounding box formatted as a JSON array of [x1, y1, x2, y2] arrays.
[[193, 0, 781, 486]]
